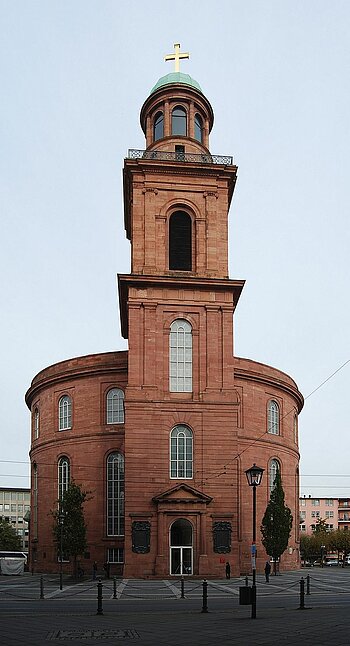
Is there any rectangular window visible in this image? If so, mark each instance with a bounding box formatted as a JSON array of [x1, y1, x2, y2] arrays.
[[311, 499, 320, 506], [301, 499, 306, 506], [11, 504, 16, 512], [107, 548, 124, 563], [325, 499, 334, 506], [300, 511, 306, 519], [4, 504, 10, 511]]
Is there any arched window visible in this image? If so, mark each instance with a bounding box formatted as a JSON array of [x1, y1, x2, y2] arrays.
[[194, 113, 203, 142], [153, 111, 164, 141], [294, 414, 298, 444], [107, 453, 125, 536], [269, 458, 280, 493], [58, 456, 70, 502], [169, 319, 192, 392], [170, 425, 193, 479], [59, 395, 72, 431], [34, 408, 39, 439], [172, 106, 187, 136], [106, 388, 124, 424], [267, 400, 279, 435], [169, 211, 192, 270]]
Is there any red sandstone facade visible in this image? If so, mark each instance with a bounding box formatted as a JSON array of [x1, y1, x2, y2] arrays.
[[26, 63, 303, 577]]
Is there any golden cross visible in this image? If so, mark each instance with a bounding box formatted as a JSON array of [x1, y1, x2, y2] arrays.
[[164, 43, 190, 73]]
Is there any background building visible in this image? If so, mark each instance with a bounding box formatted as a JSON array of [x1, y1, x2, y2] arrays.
[[300, 496, 350, 534], [0, 487, 30, 553], [26, 52, 303, 576]]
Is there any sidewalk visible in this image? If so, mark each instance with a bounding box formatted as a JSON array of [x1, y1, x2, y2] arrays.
[[1, 600, 350, 645]]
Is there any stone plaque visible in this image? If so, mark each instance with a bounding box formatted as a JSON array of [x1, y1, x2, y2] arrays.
[[132, 520, 151, 553]]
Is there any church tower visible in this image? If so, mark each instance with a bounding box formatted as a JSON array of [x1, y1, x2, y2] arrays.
[[26, 45, 302, 578], [119, 45, 245, 576]]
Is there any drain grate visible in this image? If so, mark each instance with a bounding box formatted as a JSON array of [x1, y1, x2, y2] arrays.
[[46, 628, 140, 640]]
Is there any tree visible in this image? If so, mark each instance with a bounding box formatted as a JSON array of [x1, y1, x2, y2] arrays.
[[52, 482, 89, 578], [260, 469, 293, 573], [328, 529, 350, 566], [300, 532, 330, 564], [0, 518, 22, 550]]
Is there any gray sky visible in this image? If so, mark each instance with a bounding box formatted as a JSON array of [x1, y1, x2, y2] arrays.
[[1, 0, 349, 497]]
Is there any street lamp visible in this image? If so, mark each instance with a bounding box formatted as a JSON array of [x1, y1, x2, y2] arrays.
[[59, 509, 65, 591], [245, 463, 264, 619]]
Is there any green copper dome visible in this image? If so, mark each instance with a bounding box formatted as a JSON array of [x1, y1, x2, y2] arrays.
[[150, 72, 202, 95]]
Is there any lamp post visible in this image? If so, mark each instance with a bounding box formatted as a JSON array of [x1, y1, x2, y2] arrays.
[[245, 463, 264, 619], [59, 509, 65, 591]]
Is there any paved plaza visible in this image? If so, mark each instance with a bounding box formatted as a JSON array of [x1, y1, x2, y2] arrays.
[[1, 569, 350, 645]]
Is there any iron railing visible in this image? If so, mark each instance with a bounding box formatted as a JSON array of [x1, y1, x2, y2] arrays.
[[127, 149, 233, 165]]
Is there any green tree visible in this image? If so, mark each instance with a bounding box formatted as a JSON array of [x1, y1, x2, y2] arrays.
[[328, 529, 350, 566], [52, 482, 89, 578], [260, 469, 293, 574], [0, 518, 22, 550], [300, 532, 330, 564]]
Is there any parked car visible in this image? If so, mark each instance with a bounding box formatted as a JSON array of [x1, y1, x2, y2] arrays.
[[325, 558, 339, 566]]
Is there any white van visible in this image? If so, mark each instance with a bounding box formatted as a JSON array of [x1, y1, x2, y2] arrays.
[[0, 551, 27, 575]]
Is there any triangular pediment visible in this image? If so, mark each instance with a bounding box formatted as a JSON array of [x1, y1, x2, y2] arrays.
[[152, 483, 212, 505]]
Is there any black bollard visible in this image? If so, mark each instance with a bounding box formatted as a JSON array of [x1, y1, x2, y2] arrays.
[[113, 576, 117, 599], [40, 575, 44, 599], [306, 574, 310, 595], [97, 578, 103, 615], [201, 579, 208, 613], [181, 576, 185, 599], [299, 577, 305, 609], [245, 576, 249, 587], [59, 571, 63, 591]]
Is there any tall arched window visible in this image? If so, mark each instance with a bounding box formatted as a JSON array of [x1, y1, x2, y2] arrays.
[[169, 319, 192, 392], [34, 408, 39, 439], [294, 414, 298, 444], [194, 113, 203, 142], [153, 111, 164, 141], [106, 388, 124, 424], [58, 456, 70, 502], [59, 395, 72, 431], [172, 106, 187, 136], [32, 463, 38, 539], [170, 425, 193, 479], [267, 400, 280, 435], [107, 453, 125, 536], [169, 211, 192, 270], [269, 458, 280, 493]]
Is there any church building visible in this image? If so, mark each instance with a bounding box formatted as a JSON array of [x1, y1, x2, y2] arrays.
[[26, 45, 303, 577]]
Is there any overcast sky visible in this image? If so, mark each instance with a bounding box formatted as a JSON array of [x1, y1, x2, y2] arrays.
[[1, 0, 349, 497]]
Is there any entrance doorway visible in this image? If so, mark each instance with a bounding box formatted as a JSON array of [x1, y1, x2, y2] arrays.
[[170, 519, 193, 575]]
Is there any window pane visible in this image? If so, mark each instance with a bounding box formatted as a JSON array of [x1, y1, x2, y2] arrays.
[[169, 319, 192, 392], [172, 106, 187, 136], [154, 111, 164, 141], [107, 453, 125, 536], [106, 389, 124, 424], [170, 425, 193, 479], [169, 212, 192, 270], [194, 114, 203, 142]]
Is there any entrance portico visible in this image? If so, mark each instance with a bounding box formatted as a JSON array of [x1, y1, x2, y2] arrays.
[[152, 484, 212, 576]]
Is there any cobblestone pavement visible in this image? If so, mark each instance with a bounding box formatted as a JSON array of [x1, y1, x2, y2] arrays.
[[1, 570, 350, 645]]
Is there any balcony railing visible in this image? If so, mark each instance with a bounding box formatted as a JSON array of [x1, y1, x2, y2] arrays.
[[127, 149, 233, 165]]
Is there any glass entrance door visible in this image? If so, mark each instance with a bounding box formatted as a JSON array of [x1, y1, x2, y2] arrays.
[[170, 519, 193, 575], [170, 547, 192, 575]]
